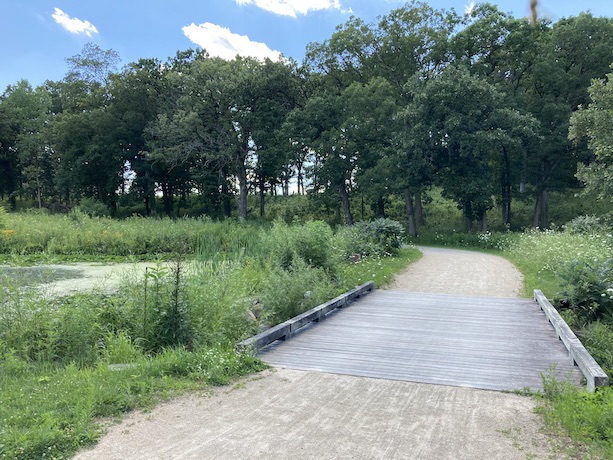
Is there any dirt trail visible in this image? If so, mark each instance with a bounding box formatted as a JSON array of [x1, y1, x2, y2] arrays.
[[387, 246, 524, 297], [74, 247, 570, 460]]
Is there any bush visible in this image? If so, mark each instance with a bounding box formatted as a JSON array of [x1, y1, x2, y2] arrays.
[[579, 322, 613, 379], [336, 218, 405, 258], [259, 258, 336, 326], [563, 215, 611, 235], [265, 220, 335, 271], [77, 197, 111, 217], [557, 257, 613, 323]]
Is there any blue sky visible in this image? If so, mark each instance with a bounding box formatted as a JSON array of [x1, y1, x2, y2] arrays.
[[2, 0, 612, 92]]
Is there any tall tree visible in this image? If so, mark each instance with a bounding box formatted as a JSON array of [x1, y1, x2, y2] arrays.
[[406, 66, 537, 231], [569, 65, 613, 202]]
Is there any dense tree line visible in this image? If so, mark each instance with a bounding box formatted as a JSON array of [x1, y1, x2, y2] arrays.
[[1, 2, 612, 232]]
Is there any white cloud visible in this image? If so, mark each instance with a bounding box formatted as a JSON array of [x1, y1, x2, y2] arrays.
[[182, 22, 282, 61], [464, 1, 476, 16], [235, 0, 342, 17], [52, 8, 98, 37]]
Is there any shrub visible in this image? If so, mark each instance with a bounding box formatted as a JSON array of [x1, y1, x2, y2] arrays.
[[579, 322, 613, 379], [336, 218, 405, 258], [265, 219, 335, 271], [563, 215, 611, 235], [77, 197, 111, 217], [557, 257, 613, 323], [259, 258, 335, 326]]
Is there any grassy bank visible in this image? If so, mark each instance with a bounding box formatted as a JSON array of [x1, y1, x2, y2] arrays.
[[0, 216, 419, 459]]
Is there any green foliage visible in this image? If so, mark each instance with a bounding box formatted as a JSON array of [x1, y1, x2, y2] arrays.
[[570, 64, 613, 203], [195, 220, 264, 263], [264, 219, 335, 271], [339, 246, 421, 289], [260, 258, 336, 326], [0, 218, 423, 458], [0, 346, 264, 460], [416, 230, 518, 251], [539, 375, 613, 457], [562, 215, 611, 235], [504, 229, 613, 298], [0, 205, 7, 229], [580, 322, 613, 380], [336, 218, 405, 258], [557, 258, 613, 323], [76, 197, 111, 217]]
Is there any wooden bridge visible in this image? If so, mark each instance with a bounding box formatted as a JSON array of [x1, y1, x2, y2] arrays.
[[247, 285, 608, 392]]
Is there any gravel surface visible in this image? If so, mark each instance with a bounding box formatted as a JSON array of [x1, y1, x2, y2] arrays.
[[386, 246, 524, 297], [71, 247, 571, 460]]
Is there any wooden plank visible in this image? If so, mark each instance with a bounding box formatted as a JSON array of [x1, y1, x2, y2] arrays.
[[260, 290, 584, 392]]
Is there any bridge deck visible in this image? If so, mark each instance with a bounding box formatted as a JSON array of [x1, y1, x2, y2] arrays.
[[260, 290, 582, 391]]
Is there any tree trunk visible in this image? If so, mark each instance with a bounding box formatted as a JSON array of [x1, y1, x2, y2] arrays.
[[161, 182, 173, 217], [479, 212, 488, 232], [404, 189, 417, 238], [463, 201, 473, 233], [143, 170, 152, 217], [237, 158, 248, 220], [415, 191, 425, 226], [376, 196, 386, 218], [338, 182, 353, 226], [501, 147, 512, 226], [259, 177, 265, 218], [533, 190, 548, 229], [36, 176, 42, 209], [219, 169, 231, 218], [296, 159, 304, 195]]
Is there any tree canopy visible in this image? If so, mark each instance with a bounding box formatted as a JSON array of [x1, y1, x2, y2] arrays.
[[2, 3, 612, 231]]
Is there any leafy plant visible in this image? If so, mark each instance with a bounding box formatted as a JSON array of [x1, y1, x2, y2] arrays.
[[563, 215, 611, 235], [264, 219, 336, 271], [0, 205, 8, 229], [260, 258, 335, 326], [557, 257, 613, 323], [336, 218, 405, 258]]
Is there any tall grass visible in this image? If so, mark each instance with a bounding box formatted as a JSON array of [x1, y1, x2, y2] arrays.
[[498, 227, 613, 457], [0, 211, 264, 259], [0, 216, 418, 459]]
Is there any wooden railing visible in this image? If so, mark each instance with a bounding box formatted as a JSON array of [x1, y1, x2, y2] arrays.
[[238, 281, 375, 352], [534, 290, 609, 391]]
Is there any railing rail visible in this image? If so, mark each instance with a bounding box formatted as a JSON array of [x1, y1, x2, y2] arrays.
[[238, 281, 375, 352], [534, 289, 609, 391]]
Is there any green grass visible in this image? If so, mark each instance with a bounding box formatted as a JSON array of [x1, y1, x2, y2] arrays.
[[0, 347, 265, 460], [0, 216, 419, 459], [340, 246, 421, 289]]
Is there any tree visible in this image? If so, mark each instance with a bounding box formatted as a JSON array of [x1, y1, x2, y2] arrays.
[[569, 65, 613, 202], [520, 13, 613, 227], [0, 81, 54, 209], [108, 58, 165, 216], [406, 66, 537, 232]]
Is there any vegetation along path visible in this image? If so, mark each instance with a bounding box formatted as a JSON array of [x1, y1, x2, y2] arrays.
[[75, 247, 576, 460]]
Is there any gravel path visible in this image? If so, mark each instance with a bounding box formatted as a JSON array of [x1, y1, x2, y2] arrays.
[[73, 247, 571, 460], [386, 246, 524, 297]]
